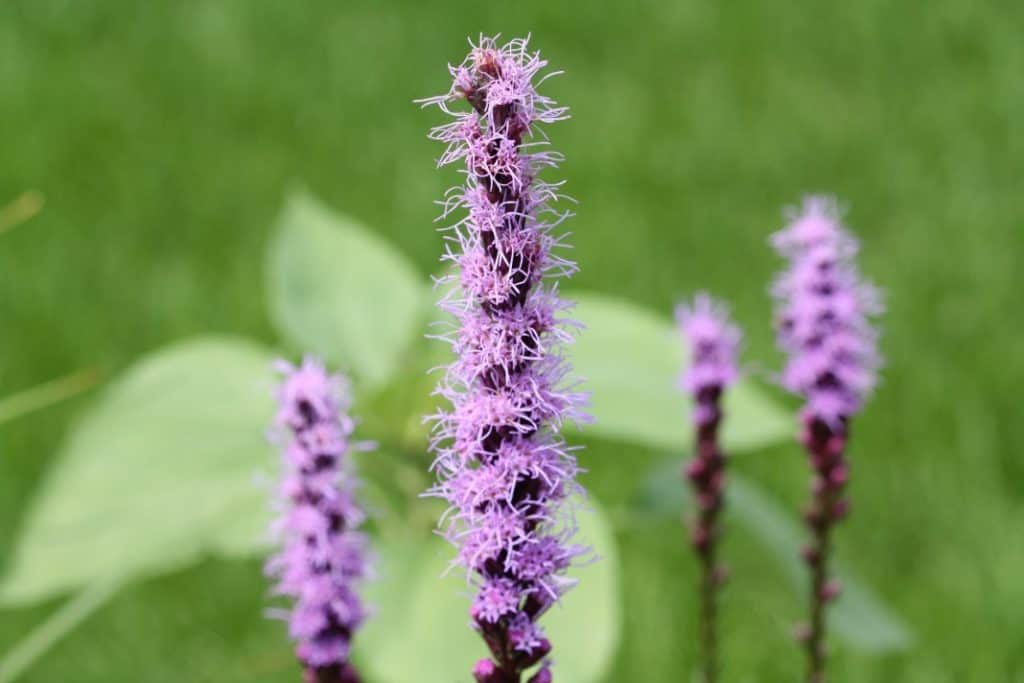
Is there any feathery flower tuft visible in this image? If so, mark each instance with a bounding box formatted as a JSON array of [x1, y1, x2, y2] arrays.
[[676, 293, 741, 683], [770, 196, 882, 683], [677, 293, 741, 427], [421, 35, 588, 683], [267, 357, 372, 683], [771, 196, 882, 427]]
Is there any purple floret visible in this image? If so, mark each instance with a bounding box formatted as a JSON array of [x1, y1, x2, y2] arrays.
[[267, 357, 371, 683], [421, 35, 588, 683]]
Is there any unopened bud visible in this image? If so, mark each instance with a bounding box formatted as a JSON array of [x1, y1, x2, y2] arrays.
[[527, 665, 553, 683], [821, 579, 842, 602], [826, 434, 846, 457], [473, 659, 501, 683], [831, 498, 850, 520], [829, 464, 849, 487]]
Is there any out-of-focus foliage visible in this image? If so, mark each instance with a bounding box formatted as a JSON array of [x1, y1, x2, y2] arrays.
[[1, 0, 1021, 681]]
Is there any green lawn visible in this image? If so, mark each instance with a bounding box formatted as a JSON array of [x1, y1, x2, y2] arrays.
[[2, 1, 1023, 681]]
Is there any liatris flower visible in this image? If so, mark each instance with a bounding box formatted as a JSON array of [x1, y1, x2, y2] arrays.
[[420, 35, 588, 683], [676, 293, 741, 683], [267, 357, 372, 683], [770, 196, 882, 683]]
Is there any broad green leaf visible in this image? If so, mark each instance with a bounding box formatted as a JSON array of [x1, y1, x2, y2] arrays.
[[266, 190, 424, 388], [566, 292, 792, 454], [0, 338, 277, 606], [632, 459, 914, 653], [357, 499, 621, 683]]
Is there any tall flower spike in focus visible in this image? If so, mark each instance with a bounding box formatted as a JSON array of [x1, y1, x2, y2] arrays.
[[676, 293, 741, 683], [267, 357, 372, 683], [770, 196, 882, 683], [420, 35, 589, 683]]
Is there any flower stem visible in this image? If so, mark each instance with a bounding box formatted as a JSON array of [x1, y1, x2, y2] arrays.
[[686, 401, 726, 683], [800, 417, 849, 683], [698, 543, 719, 683]]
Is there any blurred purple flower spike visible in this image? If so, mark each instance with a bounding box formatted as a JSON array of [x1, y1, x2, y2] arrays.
[[771, 196, 883, 682], [266, 357, 372, 683], [676, 293, 741, 683]]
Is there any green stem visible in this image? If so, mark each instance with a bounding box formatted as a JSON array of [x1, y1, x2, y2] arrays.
[[0, 369, 99, 425]]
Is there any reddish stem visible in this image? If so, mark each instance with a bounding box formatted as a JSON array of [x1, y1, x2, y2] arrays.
[[685, 387, 726, 683], [799, 417, 850, 683]]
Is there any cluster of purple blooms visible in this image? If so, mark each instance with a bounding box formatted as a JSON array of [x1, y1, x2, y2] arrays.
[[771, 196, 882, 429], [261, 34, 883, 683], [267, 358, 371, 683], [421, 35, 587, 683], [677, 294, 740, 550], [672, 198, 881, 682]]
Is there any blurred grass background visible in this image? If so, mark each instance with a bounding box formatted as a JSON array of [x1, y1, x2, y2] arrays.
[[1, 0, 1022, 680]]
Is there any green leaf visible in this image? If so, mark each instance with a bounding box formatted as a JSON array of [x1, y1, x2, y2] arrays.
[[266, 190, 425, 389], [0, 337, 277, 606], [357, 499, 621, 683], [632, 459, 914, 653], [567, 292, 792, 453]]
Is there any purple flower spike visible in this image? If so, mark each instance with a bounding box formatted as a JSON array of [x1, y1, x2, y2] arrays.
[[267, 357, 372, 683], [770, 196, 882, 683], [771, 196, 882, 427], [421, 35, 589, 682], [676, 293, 741, 683]]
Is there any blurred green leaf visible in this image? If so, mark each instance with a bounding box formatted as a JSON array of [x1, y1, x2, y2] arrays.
[[266, 190, 425, 389], [567, 292, 792, 453], [0, 337, 276, 606], [357, 499, 621, 683], [632, 459, 914, 653]]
